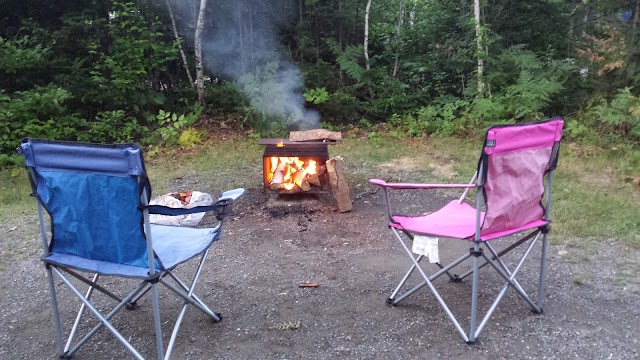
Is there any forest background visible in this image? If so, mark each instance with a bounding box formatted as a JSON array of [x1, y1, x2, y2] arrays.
[[1, 0, 640, 165]]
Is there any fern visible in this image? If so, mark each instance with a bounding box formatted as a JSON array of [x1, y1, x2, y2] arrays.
[[484, 46, 574, 121], [326, 38, 365, 82], [593, 87, 640, 137]]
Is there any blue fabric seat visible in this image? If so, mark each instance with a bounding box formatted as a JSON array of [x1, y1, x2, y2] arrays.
[[19, 138, 245, 359]]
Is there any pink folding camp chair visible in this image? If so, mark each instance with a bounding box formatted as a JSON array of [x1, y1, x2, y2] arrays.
[[370, 118, 563, 343]]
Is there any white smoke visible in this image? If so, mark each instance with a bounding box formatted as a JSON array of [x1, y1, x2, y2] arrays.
[[168, 0, 319, 130]]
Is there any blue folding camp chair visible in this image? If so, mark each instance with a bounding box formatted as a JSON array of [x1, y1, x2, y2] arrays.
[[370, 118, 563, 343], [18, 138, 245, 359]]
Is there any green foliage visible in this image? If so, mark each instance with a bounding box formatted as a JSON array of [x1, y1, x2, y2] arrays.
[[316, 90, 360, 125], [152, 103, 203, 147], [326, 39, 366, 83], [465, 46, 579, 124], [88, 1, 177, 113], [0, 85, 87, 154], [205, 82, 246, 114], [304, 87, 329, 104], [178, 128, 205, 148], [90, 110, 147, 143], [0, 36, 50, 78], [564, 118, 596, 141], [592, 87, 640, 139], [1, 0, 640, 154], [388, 99, 470, 137]]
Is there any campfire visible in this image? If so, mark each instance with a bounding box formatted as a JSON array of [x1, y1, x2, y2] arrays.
[[259, 129, 342, 194], [266, 156, 322, 191], [260, 139, 330, 193], [259, 129, 353, 212]]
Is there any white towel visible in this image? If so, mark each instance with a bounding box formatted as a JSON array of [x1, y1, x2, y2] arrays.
[[412, 235, 440, 263]]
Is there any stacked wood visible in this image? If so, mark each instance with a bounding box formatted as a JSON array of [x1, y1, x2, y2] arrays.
[[289, 129, 342, 142], [268, 162, 287, 190], [307, 172, 321, 187], [293, 171, 311, 191], [326, 157, 352, 212]]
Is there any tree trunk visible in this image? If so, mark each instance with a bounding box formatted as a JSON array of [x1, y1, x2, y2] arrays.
[[299, 0, 304, 24], [195, 0, 207, 106], [474, 0, 484, 95], [364, 0, 372, 70], [165, 0, 194, 88], [582, 4, 589, 36], [392, 0, 405, 77], [633, 1, 640, 35]]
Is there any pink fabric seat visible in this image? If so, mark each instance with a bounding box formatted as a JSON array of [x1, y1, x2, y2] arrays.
[[390, 200, 548, 241], [369, 118, 564, 344]]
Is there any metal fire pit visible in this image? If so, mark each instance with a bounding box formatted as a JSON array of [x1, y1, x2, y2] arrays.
[[259, 139, 334, 194]]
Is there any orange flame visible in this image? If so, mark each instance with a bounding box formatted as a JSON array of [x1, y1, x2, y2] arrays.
[[276, 140, 284, 147], [267, 156, 319, 191]]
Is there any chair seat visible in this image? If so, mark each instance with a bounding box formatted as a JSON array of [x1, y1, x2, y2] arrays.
[[391, 200, 547, 241], [152, 224, 220, 269], [45, 224, 219, 278]]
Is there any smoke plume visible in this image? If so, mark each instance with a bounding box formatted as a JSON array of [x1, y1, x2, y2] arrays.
[[169, 0, 319, 130]]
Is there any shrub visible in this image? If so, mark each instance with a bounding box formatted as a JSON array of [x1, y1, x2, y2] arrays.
[[0, 85, 86, 154]]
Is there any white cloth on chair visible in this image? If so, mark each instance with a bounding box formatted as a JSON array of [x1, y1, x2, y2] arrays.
[[412, 235, 439, 263]]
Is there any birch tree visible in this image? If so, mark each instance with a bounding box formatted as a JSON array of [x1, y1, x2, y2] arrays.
[[474, 0, 484, 95], [392, 0, 405, 77], [364, 0, 372, 70], [195, 0, 207, 105], [165, 0, 194, 87]]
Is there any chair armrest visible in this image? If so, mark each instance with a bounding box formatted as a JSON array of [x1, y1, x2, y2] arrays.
[[213, 188, 246, 205], [369, 179, 475, 190], [148, 188, 246, 216]]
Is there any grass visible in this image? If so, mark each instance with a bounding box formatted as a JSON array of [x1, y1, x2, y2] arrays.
[[0, 168, 33, 221], [1, 131, 639, 246]]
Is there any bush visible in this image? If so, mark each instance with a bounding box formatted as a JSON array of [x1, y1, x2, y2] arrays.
[[204, 82, 246, 114], [0, 85, 86, 154]]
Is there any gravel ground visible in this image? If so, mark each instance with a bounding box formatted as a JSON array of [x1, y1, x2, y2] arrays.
[[1, 184, 639, 360]]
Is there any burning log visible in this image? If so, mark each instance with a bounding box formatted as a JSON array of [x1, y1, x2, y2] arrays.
[[269, 162, 287, 190], [307, 172, 321, 187], [293, 171, 311, 191], [326, 157, 352, 212], [289, 129, 342, 142]]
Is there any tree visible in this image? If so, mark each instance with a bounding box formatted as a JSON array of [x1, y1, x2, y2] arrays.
[[474, 0, 484, 95], [166, 0, 194, 87], [392, 0, 405, 77], [364, 0, 372, 70], [195, 0, 208, 105]]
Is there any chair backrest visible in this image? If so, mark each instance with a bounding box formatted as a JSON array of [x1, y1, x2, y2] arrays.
[[20, 138, 151, 268], [478, 118, 563, 236]]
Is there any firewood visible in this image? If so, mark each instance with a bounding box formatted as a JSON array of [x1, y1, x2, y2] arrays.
[[307, 172, 321, 187], [269, 162, 287, 190], [289, 129, 342, 142], [293, 171, 311, 191], [326, 157, 352, 212]]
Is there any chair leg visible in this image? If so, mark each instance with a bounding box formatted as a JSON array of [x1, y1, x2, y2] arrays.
[[388, 255, 423, 305], [165, 272, 221, 322], [484, 240, 542, 313], [45, 265, 65, 357], [151, 283, 164, 360], [65, 274, 99, 353], [472, 238, 543, 339], [537, 231, 549, 311], [163, 249, 224, 359], [388, 228, 548, 344], [391, 228, 470, 342], [163, 249, 221, 322], [468, 243, 482, 344], [51, 267, 146, 360]]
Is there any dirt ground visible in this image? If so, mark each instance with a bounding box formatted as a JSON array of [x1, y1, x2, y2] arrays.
[[1, 179, 640, 359]]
